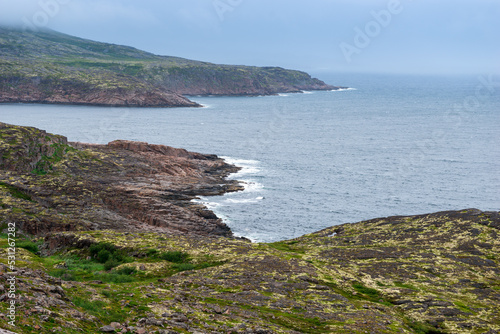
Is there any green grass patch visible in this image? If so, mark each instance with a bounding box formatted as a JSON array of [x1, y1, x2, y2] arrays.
[[44, 241, 223, 283], [146, 248, 159, 257], [352, 282, 381, 299], [158, 250, 189, 263], [405, 318, 444, 334], [454, 301, 473, 313], [89, 242, 132, 269], [72, 297, 127, 323], [93, 272, 137, 283], [351, 282, 392, 305], [0, 182, 32, 201], [113, 266, 137, 275], [17, 240, 41, 254], [268, 241, 305, 254], [48, 245, 137, 283], [394, 281, 419, 291], [171, 263, 196, 271]]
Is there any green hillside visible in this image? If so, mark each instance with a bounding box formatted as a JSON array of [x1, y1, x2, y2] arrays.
[[0, 27, 340, 107]]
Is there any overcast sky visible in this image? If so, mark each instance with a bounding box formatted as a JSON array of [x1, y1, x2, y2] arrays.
[[1, 0, 499, 75]]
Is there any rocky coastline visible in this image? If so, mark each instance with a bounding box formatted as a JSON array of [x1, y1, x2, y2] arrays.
[[0, 83, 201, 108], [0, 122, 243, 237], [0, 27, 344, 108], [0, 123, 499, 334]]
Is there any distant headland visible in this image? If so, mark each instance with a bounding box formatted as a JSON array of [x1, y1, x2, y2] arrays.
[[0, 27, 346, 108]]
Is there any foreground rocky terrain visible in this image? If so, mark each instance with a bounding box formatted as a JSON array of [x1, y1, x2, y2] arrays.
[[0, 27, 344, 107], [0, 123, 499, 334]]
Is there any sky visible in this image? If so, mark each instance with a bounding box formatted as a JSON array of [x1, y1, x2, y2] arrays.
[[0, 0, 499, 75]]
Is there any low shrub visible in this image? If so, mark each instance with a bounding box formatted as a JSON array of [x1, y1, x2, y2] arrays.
[[17, 240, 40, 254], [172, 263, 196, 271], [72, 297, 126, 323], [89, 242, 131, 269], [158, 251, 189, 263], [113, 266, 137, 275]]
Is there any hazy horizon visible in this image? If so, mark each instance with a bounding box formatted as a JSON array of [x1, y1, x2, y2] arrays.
[[1, 0, 499, 76]]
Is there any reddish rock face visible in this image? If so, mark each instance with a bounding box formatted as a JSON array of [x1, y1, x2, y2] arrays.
[[0, 81, 200, 107], [0, 123, 243, 238]]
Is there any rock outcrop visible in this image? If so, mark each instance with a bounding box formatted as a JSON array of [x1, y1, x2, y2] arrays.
[[0, 124, 498, 334], [0, 122, 242, 237], [0, 79, 200, 108]]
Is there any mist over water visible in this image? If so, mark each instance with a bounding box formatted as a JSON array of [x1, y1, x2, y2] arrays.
[[1, 73, 498, 242]]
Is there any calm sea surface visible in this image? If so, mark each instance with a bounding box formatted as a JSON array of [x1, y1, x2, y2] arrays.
[[1, 73, 499, 242]]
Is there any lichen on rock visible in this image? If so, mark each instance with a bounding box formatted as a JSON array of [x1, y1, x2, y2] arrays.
[[0, 124, 498, 334]]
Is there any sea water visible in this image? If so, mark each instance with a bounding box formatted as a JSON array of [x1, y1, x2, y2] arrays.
[[1, 73, 499, 242]]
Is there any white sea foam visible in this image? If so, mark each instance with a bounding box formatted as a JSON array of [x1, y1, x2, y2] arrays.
[[221, 156, 262, 177], [302, 91, 314, 94], [225, 196, 264, 204], [278, 93, 289, 97], [241, 181, 264, 192], [191, 198, 220, 210], [233, 232, 258, 243], [331, 87, 357, 92], [221, 157, 260, 166]]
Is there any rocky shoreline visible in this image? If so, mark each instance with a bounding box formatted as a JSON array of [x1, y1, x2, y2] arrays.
[[0, 76, 344, 108], [0, 85, 347, 109], [0, 27, 344, 108], [0, 122, 245, 238], [0, 85, 202, 108], [0, 123, 499, 334]]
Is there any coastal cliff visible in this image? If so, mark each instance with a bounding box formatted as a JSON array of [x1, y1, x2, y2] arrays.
[[0, 27, 343, 107], [0, 124, 499, 334], [0, 122, 242, 236]]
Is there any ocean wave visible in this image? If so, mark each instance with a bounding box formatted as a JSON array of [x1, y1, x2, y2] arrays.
[[233, 167, 261, 177], [302, 91, 314, 94], [221, 156, 260, 166], [278, 93, 289, 97], [331, 88, 357, 92], [225, 196, 264, 204], [191, 198, 220, 210], [241, 180, 264, 192], [232, 232, 258, 242], [221, 156, 262, 177], [191, 157, 266, 230]]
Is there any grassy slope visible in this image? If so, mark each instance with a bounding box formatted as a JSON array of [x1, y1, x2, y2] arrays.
[[0, 211, 498, 334]]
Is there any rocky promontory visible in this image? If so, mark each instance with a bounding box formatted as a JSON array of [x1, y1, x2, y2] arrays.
[[0, 122, 242, 237], [0, 123, 499, 334], [0, 78, 200, 108], [0, 27, 344, 107]]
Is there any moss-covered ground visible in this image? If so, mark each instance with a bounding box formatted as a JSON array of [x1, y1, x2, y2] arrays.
[[1, 208, 499, 333]]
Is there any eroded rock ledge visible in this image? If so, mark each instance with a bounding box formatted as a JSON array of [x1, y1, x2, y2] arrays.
[[0, 122, 242, 237]]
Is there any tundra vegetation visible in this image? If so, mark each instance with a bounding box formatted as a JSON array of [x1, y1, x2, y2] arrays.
[[0, 123, 498, 333]]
